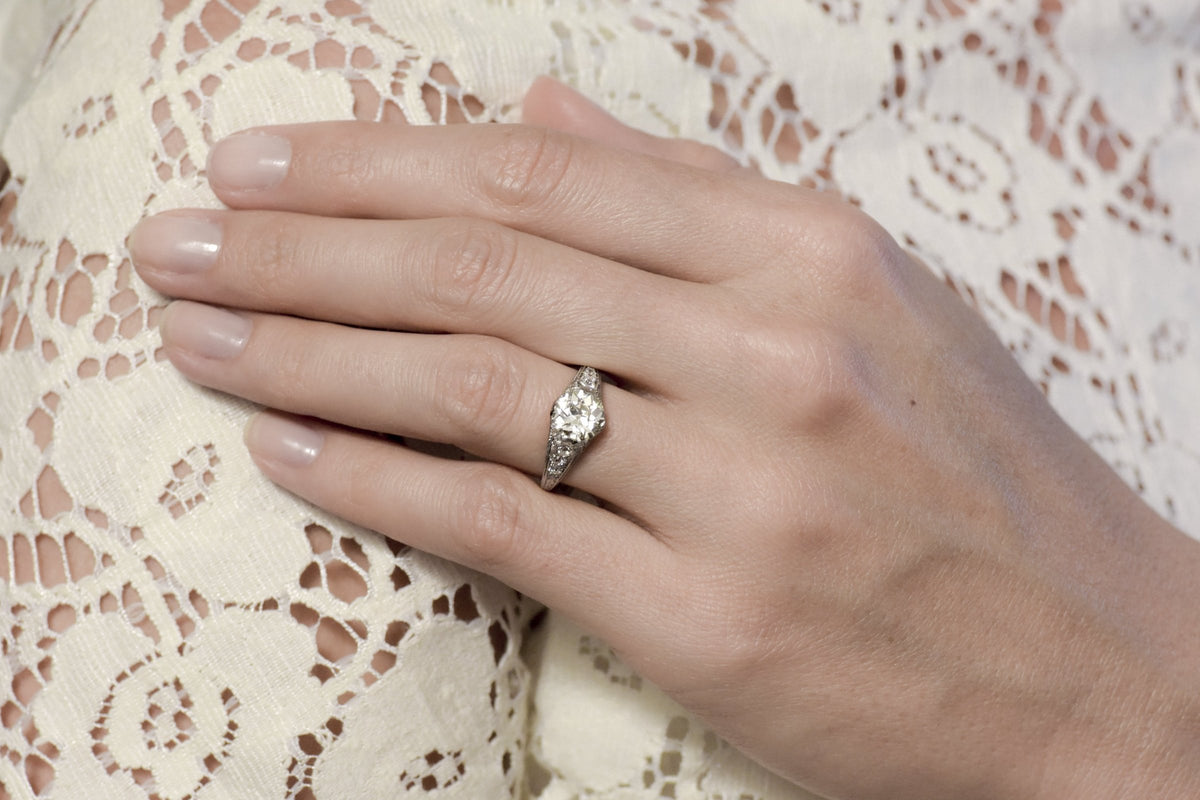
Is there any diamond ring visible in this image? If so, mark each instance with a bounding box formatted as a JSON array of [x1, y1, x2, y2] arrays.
[[541, 366, 606, 491]]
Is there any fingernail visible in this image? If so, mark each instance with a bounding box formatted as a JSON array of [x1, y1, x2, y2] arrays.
[[245, 413, 324, 468], [207, 131, 290, 192], [554, 79, 617, 118], [130, 214, 221, 274], [162, 301, 251, 360]]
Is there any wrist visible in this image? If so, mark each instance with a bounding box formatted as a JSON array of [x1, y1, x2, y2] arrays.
[[1033, 658, 1200, 799], [1019, 430, 1200, 690]]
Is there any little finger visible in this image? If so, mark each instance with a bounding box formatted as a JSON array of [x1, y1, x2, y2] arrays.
[[243, 411, 677, 651]]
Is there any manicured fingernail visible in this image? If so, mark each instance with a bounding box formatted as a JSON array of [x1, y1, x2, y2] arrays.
[[161, 301, 251, 360], [130, 214, 221, 274], [553, 79, 617, 118], [207, 131, 290, 192], [245, 413, 324, 468]]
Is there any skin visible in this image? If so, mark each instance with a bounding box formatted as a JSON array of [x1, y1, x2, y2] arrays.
[[128, 78, 1200, 799]]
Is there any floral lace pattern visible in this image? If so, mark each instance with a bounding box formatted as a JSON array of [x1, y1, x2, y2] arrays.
[[2, 1, 1198, 798]]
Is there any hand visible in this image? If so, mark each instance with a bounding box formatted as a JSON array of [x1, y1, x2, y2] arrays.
[[128, 79, 1200, 799]]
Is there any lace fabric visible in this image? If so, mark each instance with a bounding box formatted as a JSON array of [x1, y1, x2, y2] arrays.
[[1, 1, 1198, 798]]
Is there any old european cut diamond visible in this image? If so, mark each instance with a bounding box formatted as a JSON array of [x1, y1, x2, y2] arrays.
[[551, 385, 605, 443]]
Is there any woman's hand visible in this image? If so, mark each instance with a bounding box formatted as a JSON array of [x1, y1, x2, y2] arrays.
[[128, 81, 1200, 799]]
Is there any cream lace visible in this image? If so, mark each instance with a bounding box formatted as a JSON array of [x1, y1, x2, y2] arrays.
[[2, 1, 1198, 798]]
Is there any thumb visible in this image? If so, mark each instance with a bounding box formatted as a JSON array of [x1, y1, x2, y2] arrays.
[[521, 76, 743, 173]]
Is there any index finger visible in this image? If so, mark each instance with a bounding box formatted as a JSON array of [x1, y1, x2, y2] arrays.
[[204, 122, 808, 284]]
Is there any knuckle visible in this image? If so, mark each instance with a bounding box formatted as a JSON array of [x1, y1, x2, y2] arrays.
[[434, 338, 526, 442], [320, 139, 386, 192], [675, 138, 739, 172], [235, 215, 307, 305], [791, 330, 873, 430], [816, 206, 906, 299], [477, 126, 575, 213], [727, 320, 870, 432], [663, 583, 779, 697], [704, 622, 775, 685], [455, 466, 528, 570], [428, 221, 520, 316], [343, 447, 391, 518], [256, 328, 312, 407]]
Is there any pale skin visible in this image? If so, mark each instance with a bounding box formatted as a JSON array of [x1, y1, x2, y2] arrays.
[[126, 78, 1200, 799]]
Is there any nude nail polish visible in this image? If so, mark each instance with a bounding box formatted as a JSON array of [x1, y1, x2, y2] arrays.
[[207, 131, 291, 192], [130, 214, 221, 273], [245, 413, 324, 468], [162, 301, 251, 360]]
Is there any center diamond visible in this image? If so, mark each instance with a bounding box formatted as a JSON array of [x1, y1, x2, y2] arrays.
[[551, 386, 604, 443]]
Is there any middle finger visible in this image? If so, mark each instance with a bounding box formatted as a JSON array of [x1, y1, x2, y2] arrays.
[[130, 209, 712, 394]]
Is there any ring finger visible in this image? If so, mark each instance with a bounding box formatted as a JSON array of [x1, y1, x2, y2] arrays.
[[160, 300, 686, 513]]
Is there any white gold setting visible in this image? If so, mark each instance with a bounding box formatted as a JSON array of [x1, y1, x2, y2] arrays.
[[541, 366, 606, 491]]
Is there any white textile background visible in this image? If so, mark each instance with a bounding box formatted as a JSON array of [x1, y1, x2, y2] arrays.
[[0, 0, 75, 137], [2, 1, 1199, 798]]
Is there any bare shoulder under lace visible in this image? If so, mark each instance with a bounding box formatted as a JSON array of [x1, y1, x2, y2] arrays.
[[2, 1, 1198, 798]]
